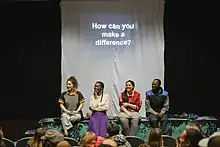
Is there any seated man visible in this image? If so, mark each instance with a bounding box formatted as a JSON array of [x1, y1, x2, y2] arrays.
[[145, 79, 169, 135]]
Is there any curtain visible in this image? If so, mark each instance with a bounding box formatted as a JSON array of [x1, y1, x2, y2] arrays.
[[61, 0, 164, 117]]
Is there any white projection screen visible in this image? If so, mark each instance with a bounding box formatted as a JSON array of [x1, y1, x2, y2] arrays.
[[61, 0, 164, 117]]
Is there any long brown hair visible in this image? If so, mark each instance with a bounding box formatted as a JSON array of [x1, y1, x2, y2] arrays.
[[28, 128, 47, 147], [148, 128, 162, 147], [122, 80, 135, 102]]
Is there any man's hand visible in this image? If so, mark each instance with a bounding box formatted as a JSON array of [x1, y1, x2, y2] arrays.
[[157, 113, 163, 118], [153, 112, 162, 117]]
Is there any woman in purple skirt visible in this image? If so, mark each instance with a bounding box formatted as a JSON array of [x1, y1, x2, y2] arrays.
[[88, 81, 109, 138]]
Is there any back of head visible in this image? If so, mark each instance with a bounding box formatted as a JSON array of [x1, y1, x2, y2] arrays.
[[0, 140, 5, 147], [41, 130, 64, 147], [208, 136, 220, 147], [28, 128, 47, 147], [99, 144, 113, 147], [0, 129, 3, 139], [80, 132, 97, 146], [139, 144, 150, 147], [102, 139, 118, 147], [0, 128, 5, 147], [56, 141, 71, 147], [185, 128, 203, 147], [148, 128, 162, 147], [107, 122, 120, 137]]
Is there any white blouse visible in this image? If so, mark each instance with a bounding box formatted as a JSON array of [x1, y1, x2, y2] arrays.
[[89, 93, 109, 111]]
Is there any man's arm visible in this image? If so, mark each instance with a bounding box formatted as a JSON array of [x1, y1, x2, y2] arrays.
[[160, 96, 169, 115]]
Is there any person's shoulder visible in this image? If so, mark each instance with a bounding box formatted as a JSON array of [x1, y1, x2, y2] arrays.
[[61, 91, 68, 95], [76, 90, 84, 96], [134, 91, 140, 95], [103, 93, 109, 97], [161, 89, 168, 96], [60, 91, 68, 99], [146, 90, 153, 95]]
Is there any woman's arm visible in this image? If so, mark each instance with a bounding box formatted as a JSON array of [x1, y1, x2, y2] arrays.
[[76, 103, 84, 112], [124, 92, 142, 111], [60, 104, 71, 113], [75, 91, 85, 112], [93, 94, 109, 111], [89, 95, 98, 110], [124, 103, 137, 110], [119, 93, 131, 115], [58, 92, 71, 114]]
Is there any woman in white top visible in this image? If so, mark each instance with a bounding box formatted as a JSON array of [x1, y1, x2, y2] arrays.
[[88, 81, 109, 138]]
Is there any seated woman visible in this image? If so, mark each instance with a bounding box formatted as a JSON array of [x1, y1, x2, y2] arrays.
[[58, 76, 85, 136], [88, 81, 109, 138], [118, 80, 142, 136]]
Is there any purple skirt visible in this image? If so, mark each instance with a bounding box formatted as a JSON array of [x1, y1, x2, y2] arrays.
[[88, 111, 109, 137]]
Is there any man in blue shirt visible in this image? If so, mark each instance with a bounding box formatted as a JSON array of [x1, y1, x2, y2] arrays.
[[145, 79, 169, 134]]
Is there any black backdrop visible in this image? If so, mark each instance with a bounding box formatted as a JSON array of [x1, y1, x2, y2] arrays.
[[0, 1, 219, 140]]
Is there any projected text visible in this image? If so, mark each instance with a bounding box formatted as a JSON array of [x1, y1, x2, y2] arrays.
[[91, 23, 136, 46]]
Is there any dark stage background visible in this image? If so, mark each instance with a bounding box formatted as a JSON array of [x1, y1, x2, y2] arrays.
[[0, 0, 219, 140]]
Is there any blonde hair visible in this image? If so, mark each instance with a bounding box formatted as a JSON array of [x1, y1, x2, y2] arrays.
[[80, 132, 97, 147], [185, 125, 200, 131]]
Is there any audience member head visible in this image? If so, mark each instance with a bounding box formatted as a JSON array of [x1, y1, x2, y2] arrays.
[[0, 127, 5, 147], [28, 127, 47, 147], [66, 76, 78, 92], [152, 79, 162, 94], [56, 140, 71, 147], [0, 140, 5, 147], [179, 127, 203, 147], [139, 144, 150, 147], [0, 127, 3, 139], [123, 80, 135, 102], [99, 144, 114, 147], [107, 121, 120, 137], [41, 130, 64, 147], [102, 139, 118, 147], [198, 132, 220, 147], [80, 131, 97, 147], [148, 128, 162, 147], [186, 125, 200, 131]]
